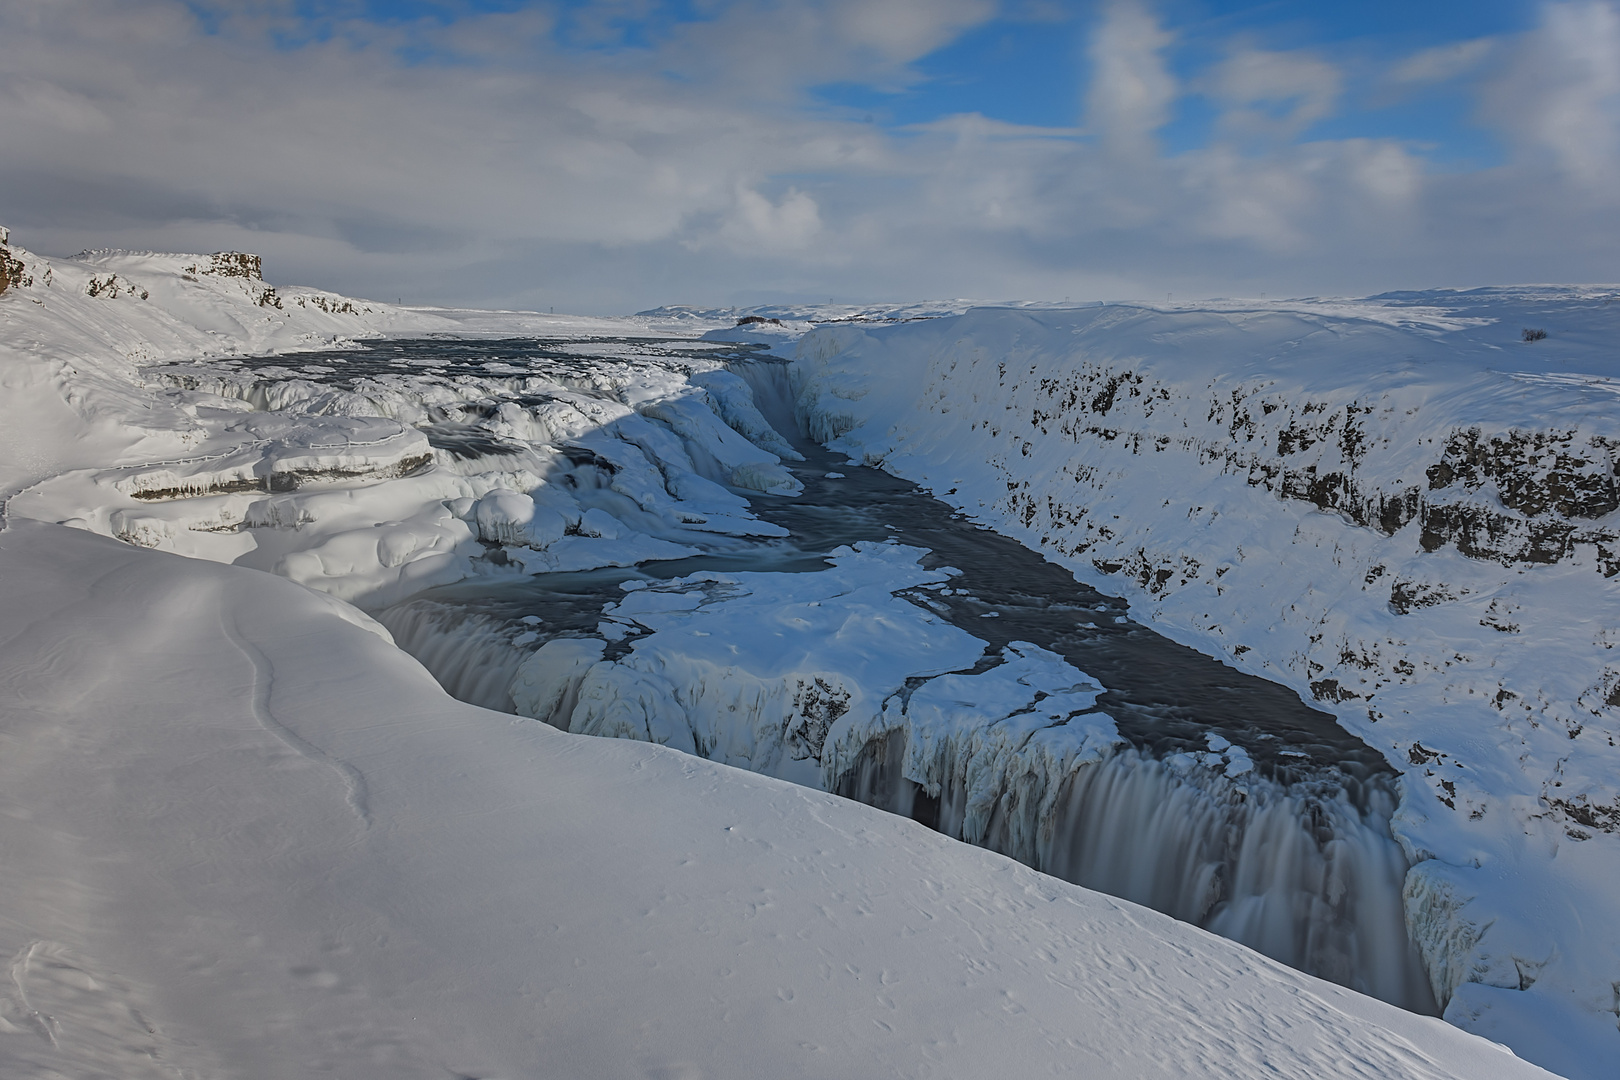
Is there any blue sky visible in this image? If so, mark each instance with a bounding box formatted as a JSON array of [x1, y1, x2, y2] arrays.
[[3, 1, 1616, 310]]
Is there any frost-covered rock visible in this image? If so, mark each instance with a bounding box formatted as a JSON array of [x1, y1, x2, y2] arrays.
[[474, 488, 568, 548]]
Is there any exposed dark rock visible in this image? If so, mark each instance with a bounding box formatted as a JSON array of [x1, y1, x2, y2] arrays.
[[127, 453, 434, 501], [1408, 742, 1442, 766], [187, 252, 263, 280], [787, 676, 851, 761], [1389, 580, 1456, 615], [0, 237, 29, 296], [1546, 796, 1620, 833], [1310, 678, 1360, 703]]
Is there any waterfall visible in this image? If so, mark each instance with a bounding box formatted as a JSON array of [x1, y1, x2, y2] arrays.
[[376, 600, 535, 713], [370, 356, 1440, 1016], [727, 359, 803, 442], [380, 582, 1439, 1015], [836, 732, 1436, 1013]]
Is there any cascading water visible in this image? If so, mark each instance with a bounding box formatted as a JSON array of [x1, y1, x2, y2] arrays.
[[254, 337, 1437, 1016], [835, 730, 1430, 1011], [378, 601, 538, 712]]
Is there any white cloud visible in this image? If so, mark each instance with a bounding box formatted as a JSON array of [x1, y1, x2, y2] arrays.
[[0, 0, 1615, 311], [832, 0, 997, 66], [1482, 1, 1620, 189], [1386, 38, 1494, 89], [1208, 46, 1342, 141], [0, 75, 112, 134], [1084, 1, 1178, 155], [718, 186, 824, 250]]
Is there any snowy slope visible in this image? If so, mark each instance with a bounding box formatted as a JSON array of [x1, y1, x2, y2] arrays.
[[790, 296, 1620, 1076]]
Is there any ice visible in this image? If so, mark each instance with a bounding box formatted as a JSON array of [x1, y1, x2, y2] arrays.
[[523, 542, 986, 787], [4, 244, 809, 608], [473, 487, 569, 548], [457, 531, 1431, 1009]]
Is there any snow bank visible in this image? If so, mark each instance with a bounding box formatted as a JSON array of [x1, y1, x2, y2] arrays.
[[791, 294, 1620, 1076]]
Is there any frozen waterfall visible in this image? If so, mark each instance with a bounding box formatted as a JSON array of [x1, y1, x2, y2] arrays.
[[837, 732, 1432, 1012], [381, 589, 1436, 1014]]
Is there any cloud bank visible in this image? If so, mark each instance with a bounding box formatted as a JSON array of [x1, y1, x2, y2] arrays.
[[1, 0, 1616, 311]]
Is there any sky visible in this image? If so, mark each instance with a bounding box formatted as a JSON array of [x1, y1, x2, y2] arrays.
[[1, 0, 1617, 312]]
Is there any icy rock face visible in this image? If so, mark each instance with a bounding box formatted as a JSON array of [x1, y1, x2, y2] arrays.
[[105, 414, 433, 502], [790, 297, 1620, 1070], [686, 369, 804, 462], [835, 643, 1121, 860], [511, 638, 608, 725], [639, 390, 802, 494]]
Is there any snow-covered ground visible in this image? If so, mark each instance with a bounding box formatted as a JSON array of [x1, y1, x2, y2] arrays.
[[0, 226, 1592, 1077]]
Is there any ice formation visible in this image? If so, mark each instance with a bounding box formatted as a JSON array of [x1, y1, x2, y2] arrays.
[[7, 297, 805, 607]]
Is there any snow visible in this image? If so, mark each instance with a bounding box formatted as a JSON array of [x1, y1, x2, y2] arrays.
[[519, 541, 991, 787], [788, 293, 1620, 1077], [0, 226, 1585, 1077]]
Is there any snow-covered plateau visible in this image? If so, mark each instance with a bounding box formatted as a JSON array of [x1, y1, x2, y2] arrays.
[[0, 225, 1599, 1078]]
